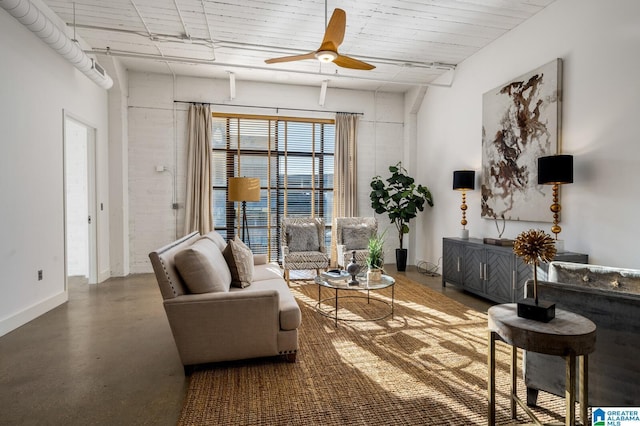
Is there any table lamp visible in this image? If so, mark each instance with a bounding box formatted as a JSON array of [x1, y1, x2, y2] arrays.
[[538, 155, 573, 252], [228, 177, 261, 247], [453, 170, 475, 240]]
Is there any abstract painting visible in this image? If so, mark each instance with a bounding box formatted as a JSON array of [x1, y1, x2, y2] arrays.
[[481, 58, 562, 222]]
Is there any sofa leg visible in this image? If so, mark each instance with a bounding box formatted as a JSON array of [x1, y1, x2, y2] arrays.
[[183, 364, 194, 376], [284, 352, 297, 363], [526, 387, 539, 406]]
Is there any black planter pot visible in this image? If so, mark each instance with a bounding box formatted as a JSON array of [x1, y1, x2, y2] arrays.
[[395, 248, 408, 271]]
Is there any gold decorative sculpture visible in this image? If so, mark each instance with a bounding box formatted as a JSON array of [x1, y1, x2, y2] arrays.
[[513, 229, 557, 321]]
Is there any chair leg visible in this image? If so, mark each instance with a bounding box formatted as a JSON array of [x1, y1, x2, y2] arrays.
[[285, 270, 290, 286], [526, 387, 539, 406]]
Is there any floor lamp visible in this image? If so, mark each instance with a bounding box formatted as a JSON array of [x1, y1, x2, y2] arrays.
[[228, 177, 261, 248]]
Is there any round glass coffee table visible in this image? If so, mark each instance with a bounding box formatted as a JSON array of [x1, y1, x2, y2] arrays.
[[314, 271, 395, 327]]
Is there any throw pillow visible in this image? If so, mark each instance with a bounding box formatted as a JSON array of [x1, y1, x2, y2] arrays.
[[286, 223, 320, 252], [174, 238, 232, 294], [223, 236, 254, 288], [343, 226, 374, 250]]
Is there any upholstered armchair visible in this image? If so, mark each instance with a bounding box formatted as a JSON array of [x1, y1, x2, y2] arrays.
[[335, 217, 378, 268], [281, 217, 330, 285]]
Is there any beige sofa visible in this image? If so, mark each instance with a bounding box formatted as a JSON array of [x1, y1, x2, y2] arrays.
[[149, 231, 301, 373]]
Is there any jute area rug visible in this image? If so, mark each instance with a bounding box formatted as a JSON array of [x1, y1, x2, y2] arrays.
[[179, 275, 571, 425]]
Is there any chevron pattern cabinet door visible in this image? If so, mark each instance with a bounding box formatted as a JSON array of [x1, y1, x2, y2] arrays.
[[441, 238, 587, 304], [485, 249, 513, 303], [463, 244, 485, 294], [442, 239, 464, 286]]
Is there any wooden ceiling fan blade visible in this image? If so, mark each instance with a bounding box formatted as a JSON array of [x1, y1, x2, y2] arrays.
[[334, 54, 376, 70], [319, 8, 346, 51], [265, 52, 317, 64]]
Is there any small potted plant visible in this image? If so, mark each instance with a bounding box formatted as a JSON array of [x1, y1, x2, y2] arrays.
[[366, 232, 385, 281]]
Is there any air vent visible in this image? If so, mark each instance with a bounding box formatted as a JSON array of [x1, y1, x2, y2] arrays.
[[91, 59, 106, 78]]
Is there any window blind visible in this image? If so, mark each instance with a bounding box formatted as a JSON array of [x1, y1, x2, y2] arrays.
[[212, 113, 335, 261]]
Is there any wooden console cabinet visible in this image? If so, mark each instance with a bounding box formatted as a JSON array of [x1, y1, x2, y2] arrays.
[[442, 237, 588, 304]]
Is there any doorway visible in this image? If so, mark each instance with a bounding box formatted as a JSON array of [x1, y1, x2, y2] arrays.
[[64, 113, 97, 286]]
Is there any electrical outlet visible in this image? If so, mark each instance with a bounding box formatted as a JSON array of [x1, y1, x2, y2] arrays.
[[38, 270, 43, 281]]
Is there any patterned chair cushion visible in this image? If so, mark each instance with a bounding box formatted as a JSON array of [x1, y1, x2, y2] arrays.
[[341, 249, 369, 267], [284, 251, 330, 269], [342, 226, 374, 250], [222, 236, 254, 288], [286, 223, 320, 252]]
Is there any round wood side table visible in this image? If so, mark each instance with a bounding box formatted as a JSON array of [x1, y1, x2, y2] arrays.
[[487, 303, 596, 426]]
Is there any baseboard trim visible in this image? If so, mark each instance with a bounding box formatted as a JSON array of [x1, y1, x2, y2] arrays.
[[0, 291, 68, 337], [98, 269, 110, 283]]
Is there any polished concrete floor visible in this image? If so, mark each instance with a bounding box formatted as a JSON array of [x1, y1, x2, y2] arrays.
[[0, 274, 187, 425], [0, 266, 492, 425]]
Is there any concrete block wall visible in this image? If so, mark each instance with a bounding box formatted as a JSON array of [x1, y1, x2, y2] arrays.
[[126, 72, 407, 273]]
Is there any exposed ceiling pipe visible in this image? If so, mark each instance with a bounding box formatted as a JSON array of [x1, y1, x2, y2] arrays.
[[0, 0, 113, 89], [65, 23, 455, 71], [88, 47, 455, 88]]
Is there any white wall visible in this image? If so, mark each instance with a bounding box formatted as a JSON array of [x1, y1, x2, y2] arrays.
[[127, 73, 406, 273], [0, 10, 109, 336], [415, 0, 640, 269]]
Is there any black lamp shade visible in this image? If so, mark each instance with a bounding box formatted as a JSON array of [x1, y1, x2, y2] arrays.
[[453, 170, 475, 190], [538, 155, 573, 185]]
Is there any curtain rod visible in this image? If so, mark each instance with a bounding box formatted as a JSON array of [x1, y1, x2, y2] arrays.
[[172, 100, 363, 116]]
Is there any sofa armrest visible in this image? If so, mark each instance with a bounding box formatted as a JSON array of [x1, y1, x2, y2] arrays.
[[253, 253, 268, 265], [163, 290, 282, 365]]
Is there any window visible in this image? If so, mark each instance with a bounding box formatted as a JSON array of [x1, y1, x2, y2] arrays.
[[211, 113, 335, 261]]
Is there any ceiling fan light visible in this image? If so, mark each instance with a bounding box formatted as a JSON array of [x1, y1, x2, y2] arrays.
[[315, 50, 338, 63]]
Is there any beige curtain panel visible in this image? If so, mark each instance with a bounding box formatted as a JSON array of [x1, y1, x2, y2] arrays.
[[331, 112, 359, 266], [184, 104, 213, 235]]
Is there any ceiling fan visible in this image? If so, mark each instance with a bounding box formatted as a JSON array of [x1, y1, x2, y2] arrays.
[[264, 8, 375, 70]]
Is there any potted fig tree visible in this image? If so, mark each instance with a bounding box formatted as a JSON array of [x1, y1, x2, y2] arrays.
[[370, 162, 433, 271]]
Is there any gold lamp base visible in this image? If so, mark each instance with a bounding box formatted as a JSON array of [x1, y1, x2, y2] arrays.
[[550, 183, 562, 238], [460, 190, 469, 239]]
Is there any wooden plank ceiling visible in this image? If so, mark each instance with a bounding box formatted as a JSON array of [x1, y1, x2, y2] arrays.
[[41, 0, 556, 92]]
